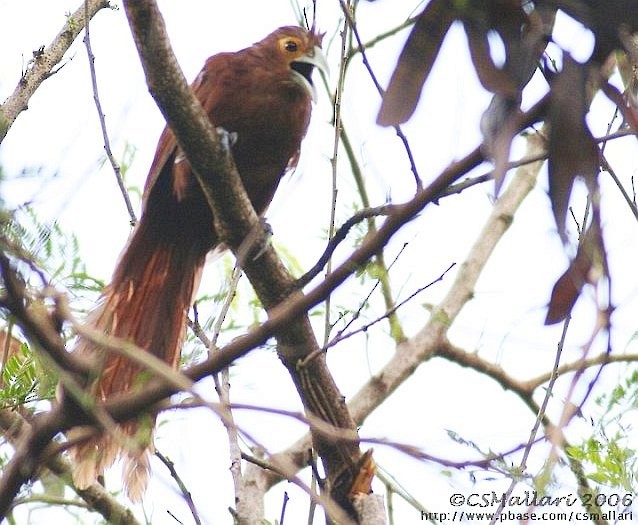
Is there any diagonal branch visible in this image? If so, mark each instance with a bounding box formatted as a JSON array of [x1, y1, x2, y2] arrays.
[[245, 125, 547, 495], [83, 1, 137, 225], [0, 0, 112, 143], [120, 0, 362, 518], [0, 409, 140, 525]]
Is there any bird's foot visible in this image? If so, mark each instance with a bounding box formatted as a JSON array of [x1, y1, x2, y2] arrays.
[[215, 126, 238, 149], [250, 218, 273, 261], [236, 218, 273, 267]]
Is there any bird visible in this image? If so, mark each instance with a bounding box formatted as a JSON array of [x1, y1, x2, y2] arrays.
[[67, 25, 327, 501]]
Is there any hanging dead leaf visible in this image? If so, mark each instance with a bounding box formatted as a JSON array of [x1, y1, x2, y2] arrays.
[[547, 54, 599, 240], [480, 95, 522, 193], [545, 224, 602, 324], [600, 80, 638, 133], [377, 0, 455, 126], [545, 258, 589, 325], [463, 19, 518, 97]]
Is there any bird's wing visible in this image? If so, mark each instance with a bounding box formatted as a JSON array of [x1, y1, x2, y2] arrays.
[[141, 52, 235, 207]]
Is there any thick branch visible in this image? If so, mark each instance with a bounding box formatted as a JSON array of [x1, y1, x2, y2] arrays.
[[0, 409, 139, 525], [120, 1, 362, 516]]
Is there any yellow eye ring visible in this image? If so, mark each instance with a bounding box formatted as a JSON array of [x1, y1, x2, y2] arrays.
[[280, 37, 302, 55]]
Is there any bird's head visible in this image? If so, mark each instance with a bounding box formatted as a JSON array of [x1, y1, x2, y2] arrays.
[[262, 26, 328, 102]]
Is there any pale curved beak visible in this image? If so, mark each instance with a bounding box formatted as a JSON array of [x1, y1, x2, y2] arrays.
[[291, 45, 329, 102]]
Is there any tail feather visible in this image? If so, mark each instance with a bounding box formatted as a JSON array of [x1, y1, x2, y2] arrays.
[[69, 216, 208, 500], [123, 445, 153, 503]]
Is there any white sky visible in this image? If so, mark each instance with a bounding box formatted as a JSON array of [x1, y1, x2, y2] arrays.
[[2, 1, 638, 524]]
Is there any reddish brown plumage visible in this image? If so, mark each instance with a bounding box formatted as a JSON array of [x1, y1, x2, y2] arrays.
[[69, 26, 326, 500]]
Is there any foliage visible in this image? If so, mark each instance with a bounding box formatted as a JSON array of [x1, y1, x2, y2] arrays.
[[0, 342, 55, 408], [2, 206, 104, 297], [0, 205, 103, 409], [567, 367, 638, 493]]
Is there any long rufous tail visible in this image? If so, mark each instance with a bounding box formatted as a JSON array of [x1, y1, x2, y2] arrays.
[[69, 212, 208, 501]]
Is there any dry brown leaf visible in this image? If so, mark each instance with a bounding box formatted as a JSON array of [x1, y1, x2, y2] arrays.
[[545, 224, 602, 324], [463, 20, 518, 97], [377, 0, 454, 126], [547, 54, 599, 240]]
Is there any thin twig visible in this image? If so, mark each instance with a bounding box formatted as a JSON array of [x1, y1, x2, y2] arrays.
[[375, 466, 431, 519], [210, 265, 245, 513], [339, 0, 422, 190], [280, 490, 289, 525], [489, 315, 571, 525], [297, 205, 395, 288], [155, 450, 202, 525], [600, 153, 638, 223], [324, 262, 456, 353], [323, 0, 351, 347], [328, 243, 409, 343], [339, 116, 406, 343], [83, 0, 137, 225], [347, 16, 419, 60]]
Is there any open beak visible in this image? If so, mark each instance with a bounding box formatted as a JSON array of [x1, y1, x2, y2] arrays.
[[290, 45, 329, 102]]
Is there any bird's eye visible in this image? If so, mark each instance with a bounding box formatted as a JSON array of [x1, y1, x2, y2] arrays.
[[284, 40, 298, 53]]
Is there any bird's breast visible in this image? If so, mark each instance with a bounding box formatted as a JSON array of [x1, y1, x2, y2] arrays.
[[215, 84, 312, 214]]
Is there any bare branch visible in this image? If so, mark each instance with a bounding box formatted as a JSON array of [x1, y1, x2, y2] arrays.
[[155, 450, 201, 525], [83, 1, 137, 225], [0, 0, 112, 143], [0, 409, 140, 524]]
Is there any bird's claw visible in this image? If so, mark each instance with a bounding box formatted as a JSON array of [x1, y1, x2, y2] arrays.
[[235, 218, 273, 267], [215, 126, 238, 149], [251, 219, 273, 261]]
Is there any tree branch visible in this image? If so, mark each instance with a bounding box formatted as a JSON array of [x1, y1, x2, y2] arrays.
[[83, 1, 137, 225], [0, 409, 140, 524], [244, 123, 546, 494], [0, 0, 112, 143], [120, 0, 362, 517]]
